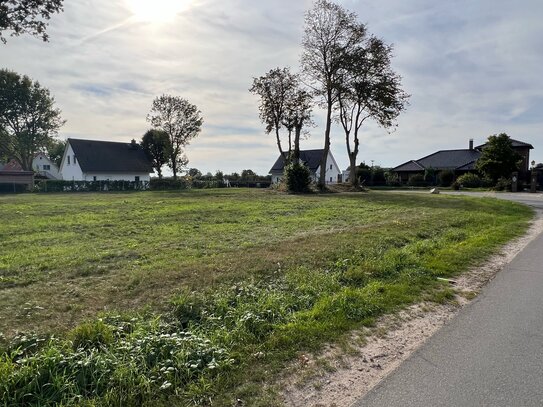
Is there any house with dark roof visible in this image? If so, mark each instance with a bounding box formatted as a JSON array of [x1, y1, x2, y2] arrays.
[[269, 149, 342, 184], [60, 138, 153, 182], [393, 139, 534, 184]]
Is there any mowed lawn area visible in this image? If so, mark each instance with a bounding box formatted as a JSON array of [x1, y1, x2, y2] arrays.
[[0, 189, 534, 406]]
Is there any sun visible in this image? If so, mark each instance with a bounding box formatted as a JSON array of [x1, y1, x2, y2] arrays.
[[126, 0, 194, 23]]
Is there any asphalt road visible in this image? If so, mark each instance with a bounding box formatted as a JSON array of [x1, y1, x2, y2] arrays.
[[353, 192, 543, 407]]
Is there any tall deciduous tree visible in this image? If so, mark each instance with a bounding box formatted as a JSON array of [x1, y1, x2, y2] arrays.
[[0, 69, 64, 170], [301, 0, 366, 189], [250, 67, 312, 163], [46, 138, 65, 167], [0, 0, 64, 43], [476, 133, 522, 182], [141, 129, 172, 179], [147, 95, 203, 179], [337, 37, 409, 186]]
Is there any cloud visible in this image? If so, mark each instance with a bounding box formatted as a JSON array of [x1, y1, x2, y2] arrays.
[[2, 0, 542, 174]]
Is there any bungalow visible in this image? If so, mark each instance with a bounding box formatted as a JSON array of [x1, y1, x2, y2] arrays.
[[269, 149, 342, 184], [393, 138, 534, 184], [60, 138, 153, 182]]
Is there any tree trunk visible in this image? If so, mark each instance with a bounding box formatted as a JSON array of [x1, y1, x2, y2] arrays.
[[349, 153, 358, 186], [171, 152, 178, 180], [319, 99, 332, 190], [294, 125, 302, 162]]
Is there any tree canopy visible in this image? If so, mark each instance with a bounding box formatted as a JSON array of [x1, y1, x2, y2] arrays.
[[337, 36, 409, 185], [250, 67, 312, 162], [0, 0, 64, 44], [147, 95, 203, 179], [476, 133, 522, 182], [141, 129, 172, 179], [0, 69, 64, 170], [46, 138, 65, 167]]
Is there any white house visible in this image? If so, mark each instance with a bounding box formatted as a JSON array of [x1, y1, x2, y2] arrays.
[[33, 152, 61, 179], [269, 149, 342, 184], [60, 138, 153, 182]]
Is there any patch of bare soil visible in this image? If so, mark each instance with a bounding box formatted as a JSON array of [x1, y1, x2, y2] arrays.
[[281, 213, 543, 407]]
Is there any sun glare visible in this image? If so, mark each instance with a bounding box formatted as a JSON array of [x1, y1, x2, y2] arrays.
[[126, 0, 193, 23]]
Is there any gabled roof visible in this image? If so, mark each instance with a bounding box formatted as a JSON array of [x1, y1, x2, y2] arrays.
[[270, 149, 326, 173], [394, 149, 481, 172], [393, 160, 425, 172], [476, 138, 534, 150], [68, 138, 153, 173], [2, 159, 23, 171]]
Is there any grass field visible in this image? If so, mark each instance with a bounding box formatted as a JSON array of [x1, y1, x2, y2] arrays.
[[0, 189, 534, 406]]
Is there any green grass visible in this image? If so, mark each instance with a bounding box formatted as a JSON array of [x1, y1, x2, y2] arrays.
[[0, 189, 533, 406]]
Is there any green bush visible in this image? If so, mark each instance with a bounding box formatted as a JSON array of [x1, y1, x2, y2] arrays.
[[384, 171, 400, 186], [456, 173, 482, 188], [284, 161, 311, 193], [407, 174, 426, 187], [438, 170, 455, 187], [495, 177, 512, 191], [149, 178, 190, 190]]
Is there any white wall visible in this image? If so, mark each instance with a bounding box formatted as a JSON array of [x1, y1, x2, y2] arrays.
[[60, 143, 84, 180], [83, 173, 151, 182], [33, 153, 61, 179], [318, 151, 342, 184]]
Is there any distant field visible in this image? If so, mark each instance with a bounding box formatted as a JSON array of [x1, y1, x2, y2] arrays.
[[0, 189, 533, 406]]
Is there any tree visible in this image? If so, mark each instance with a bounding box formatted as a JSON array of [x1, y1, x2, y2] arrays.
[[46, 138, 65, 167], [250, 67, 312, 163], [0, 0, 63, 44], [241, 169, 256, 181], [301, 0, 366, 189], [476, 133, 522, 183], [141, 129, 171, 179], [147, 95, 203, 179], [0, 69, 64, 170], [187, 168, 202, 178], [337, 37, 409, 186]]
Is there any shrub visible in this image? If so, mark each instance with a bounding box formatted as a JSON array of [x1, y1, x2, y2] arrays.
[[149, 178, 190, 190], [456, 173, 482, 188], [438, 170, 455, 187], [407, 174, 426, 187], [424, 168, 437, 186], [495, 177, 512, 191], [284, 162, 311, 193], [384, 171, 400, 186]]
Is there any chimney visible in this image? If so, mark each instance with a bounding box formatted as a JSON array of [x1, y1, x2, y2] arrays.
[[130, 139, 137, 149], [469, 139, 474, 150]]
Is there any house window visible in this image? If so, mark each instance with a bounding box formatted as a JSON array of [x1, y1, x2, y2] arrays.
[[135, 176, 140, 182], [43, 165, 50, 171], [330, 164, 332, 170], [330, 177, 332, 182], [73, 155, 77, 165], [67, 156, 70, 165]]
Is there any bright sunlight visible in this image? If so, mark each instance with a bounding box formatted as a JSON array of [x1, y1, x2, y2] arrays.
[[126, 0, 193, 23]]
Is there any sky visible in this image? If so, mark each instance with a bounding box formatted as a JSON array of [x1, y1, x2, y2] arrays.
[[2, 0, 542, 175]]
